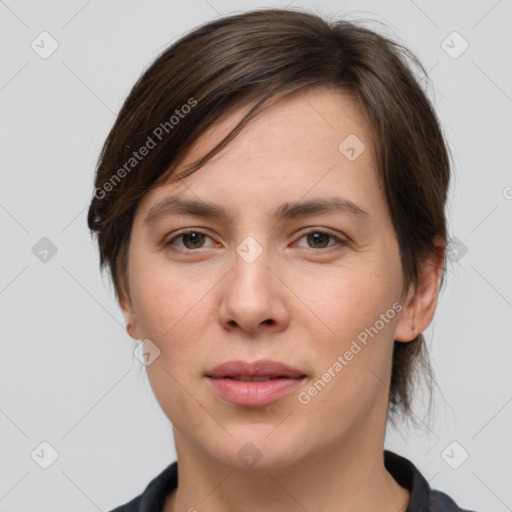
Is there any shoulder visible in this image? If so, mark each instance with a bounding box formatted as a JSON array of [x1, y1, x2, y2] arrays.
[[106, 460, 178, 512]]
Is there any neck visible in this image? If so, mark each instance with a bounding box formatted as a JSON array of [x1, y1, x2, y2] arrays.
[[163, 415, 410, 512]]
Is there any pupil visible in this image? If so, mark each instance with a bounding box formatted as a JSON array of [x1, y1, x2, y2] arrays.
[[309, 232, 328, 248], [185, 232, 203, 248]]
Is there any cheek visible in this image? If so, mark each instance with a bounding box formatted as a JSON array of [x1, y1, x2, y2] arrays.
[[293, 262, 398, 400], [134, 270, 215, 429], [130, 257, 208, 341], [129, 261, 218, 397], [293, 262, 398, 346]]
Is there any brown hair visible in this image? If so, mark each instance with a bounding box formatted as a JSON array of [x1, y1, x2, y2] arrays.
[[87, 7, 452, 422]]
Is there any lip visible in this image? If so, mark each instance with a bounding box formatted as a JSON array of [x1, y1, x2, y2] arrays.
[[205, 359, 307, 407], [205, 359, 305, 379]]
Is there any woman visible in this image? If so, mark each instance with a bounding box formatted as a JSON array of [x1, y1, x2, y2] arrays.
[[88, 7, 479, 512]]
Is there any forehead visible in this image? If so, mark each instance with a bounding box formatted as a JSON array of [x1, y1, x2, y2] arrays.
[[179, 87, 374, 171], [136, 88, 383, 221]]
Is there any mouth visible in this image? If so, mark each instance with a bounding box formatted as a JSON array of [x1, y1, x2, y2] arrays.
[[206, 375, 306, 407], [205, 358, 306, 379], [205, 360, 307, 407], [221, 375, 301, 382]]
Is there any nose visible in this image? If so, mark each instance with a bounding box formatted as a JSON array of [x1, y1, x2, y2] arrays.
[[218, 244, 290, 336]]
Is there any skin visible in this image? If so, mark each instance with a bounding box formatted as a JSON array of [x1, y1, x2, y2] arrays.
[[120, 87, 444, 512]]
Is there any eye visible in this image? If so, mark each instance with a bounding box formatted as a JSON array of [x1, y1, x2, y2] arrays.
[[295, 230, 348, 251], [165, 229, 215, 251], [164, 228, 348, 253]]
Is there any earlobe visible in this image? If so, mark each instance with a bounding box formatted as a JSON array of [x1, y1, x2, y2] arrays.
[[123, 313, 140, 341], [126, 321, 139, 340]]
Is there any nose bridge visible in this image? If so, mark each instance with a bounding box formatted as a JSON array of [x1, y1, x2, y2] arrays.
[[218, 232, 288, 332], [235, 234, 266, 267], [231, 233, 273, 298]]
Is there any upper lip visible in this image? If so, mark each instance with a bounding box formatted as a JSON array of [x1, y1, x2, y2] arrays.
[[205, 359, 306, 378]]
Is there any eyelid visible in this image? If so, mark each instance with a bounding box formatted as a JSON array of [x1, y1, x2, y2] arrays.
[[164, 228, 217, 250], [164, 227, 349, 252], [293, 228, 349, 250], [295, 226, 348, 241]]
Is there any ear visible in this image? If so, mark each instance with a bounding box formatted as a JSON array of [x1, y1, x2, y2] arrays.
[[118, 280, 140, 341], [394, 237, 445, 342]]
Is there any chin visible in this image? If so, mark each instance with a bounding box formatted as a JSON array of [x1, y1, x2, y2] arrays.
[[205, 428, 307, 472]]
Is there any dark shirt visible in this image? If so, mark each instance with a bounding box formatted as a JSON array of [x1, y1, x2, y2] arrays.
[[108, 450, 478, 512]]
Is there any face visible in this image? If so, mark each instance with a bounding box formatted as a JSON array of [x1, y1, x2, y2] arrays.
[[121, 88, 424, 471]]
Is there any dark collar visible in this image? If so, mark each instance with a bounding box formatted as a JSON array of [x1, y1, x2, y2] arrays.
[[110, 450, 477, 512], [384, 450, 476, 512]]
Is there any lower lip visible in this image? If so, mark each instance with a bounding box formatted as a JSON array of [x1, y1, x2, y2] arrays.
[[206, 376, 305, 407]]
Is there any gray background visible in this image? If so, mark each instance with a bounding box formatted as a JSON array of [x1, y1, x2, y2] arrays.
[[1, 0, 511, 510]]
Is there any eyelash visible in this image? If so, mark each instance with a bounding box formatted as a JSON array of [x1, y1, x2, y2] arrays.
[[164, 228, 349, 254]]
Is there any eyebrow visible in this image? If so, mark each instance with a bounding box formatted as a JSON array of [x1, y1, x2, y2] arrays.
[[143, 195, 371, 229]]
